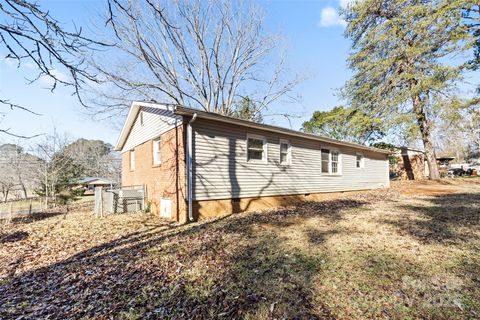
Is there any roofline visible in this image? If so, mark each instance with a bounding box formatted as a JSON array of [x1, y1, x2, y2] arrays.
[[394, 146, 425, 153], [114, 101, 393, 155], [174, 105, 392, 155], [114, 101, 176, 151]]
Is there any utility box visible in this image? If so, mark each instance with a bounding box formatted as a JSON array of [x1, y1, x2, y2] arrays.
[[160, 198, 172, 218]]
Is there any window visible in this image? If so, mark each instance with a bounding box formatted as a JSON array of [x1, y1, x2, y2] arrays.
[[153, 138, 161, 165], [279, 140, 291, 165], [247, 135, 267, 162], [356, 154, 364, 168], [331, 151, 339, 174], [130, 150, 135, 171], [321, 149, 330, 173], [321, 148, 341, 174]]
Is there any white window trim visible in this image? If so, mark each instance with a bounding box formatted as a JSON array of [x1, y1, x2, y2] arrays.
[[356, 153, 365, 169], [246, 133, 268, 163], [320, 147, 330, 174], [330, 149, 342, 175], [320, 147, 342, 176], [279, 139, 291, 165], [153, 138, 161, 166]]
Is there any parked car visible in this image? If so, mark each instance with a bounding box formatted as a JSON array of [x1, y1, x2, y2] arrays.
[[468, 163, 480, 171], [447, 168, 465, 177]]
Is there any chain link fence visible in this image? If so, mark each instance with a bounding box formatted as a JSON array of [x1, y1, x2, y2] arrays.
[[94, 185, 145, 216], [0, 197, 45, 220]]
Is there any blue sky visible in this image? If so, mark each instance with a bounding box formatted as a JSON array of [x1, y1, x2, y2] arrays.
[[0, 0, 352, 146]]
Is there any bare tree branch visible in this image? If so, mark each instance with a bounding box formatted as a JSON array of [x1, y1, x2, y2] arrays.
[[90, 0, 302, 120], [0, 0, 110, 136], [0, 99, 42, 115], [0, 128, 43, 139]]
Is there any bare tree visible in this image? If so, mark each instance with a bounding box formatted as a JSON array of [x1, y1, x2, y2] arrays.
[[0, 144, 15, 201], [33, 129, 80, 207], [428, 93, 480, 162], [0, 0, 107, 137], [0, 143, 41, 201], [89, 0, 301, 118], [64, 138, 122, 182], [0, 159, 15, 202]]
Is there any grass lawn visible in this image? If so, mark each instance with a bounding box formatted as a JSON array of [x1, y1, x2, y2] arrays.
[[0, 179, 479, 319]]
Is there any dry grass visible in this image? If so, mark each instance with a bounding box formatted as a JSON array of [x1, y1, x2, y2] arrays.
[[0, 178, 479, 319]]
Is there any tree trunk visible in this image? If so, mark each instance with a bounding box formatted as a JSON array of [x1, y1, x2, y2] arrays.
[[19, 179, 28, 199], [412, 94, 440, 179]]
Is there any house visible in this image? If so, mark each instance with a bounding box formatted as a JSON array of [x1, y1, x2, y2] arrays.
[[391, 147, 428, 180], [115, 102, 391, 222], [77, 177, 117, 195], [390, 147, 458, 180]]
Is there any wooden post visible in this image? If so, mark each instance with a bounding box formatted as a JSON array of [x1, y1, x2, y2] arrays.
[[95, 187, 102, 218], [100, 189, 103, 218], [8, 202, 13, 223], [44, 161, 48, 210], [29, 199, 32, 215], [142, 185, 145, 212]]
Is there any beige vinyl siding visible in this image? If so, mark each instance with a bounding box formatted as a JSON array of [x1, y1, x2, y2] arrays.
[[121, 107, 182, 153], [192, 119, 389, 201]]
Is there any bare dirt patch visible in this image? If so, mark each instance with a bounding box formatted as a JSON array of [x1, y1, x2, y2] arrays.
[[399, 185, 459, 196], [393, 177, 480, 196]]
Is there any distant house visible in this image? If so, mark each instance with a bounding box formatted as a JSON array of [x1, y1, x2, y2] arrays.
[[115, 102, 391, 222], [391, 147, 428, 180], [391, 147, 456, 180], [77, 177, 116, 195]]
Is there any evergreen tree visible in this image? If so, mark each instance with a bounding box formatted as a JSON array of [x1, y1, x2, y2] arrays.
[[302, 106, 384, 144], [232, 97, 264, 123], [343, 0, 476, 178]]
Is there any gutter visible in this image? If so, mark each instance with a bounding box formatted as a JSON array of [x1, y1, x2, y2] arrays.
[[186, 113, 198, 222], [174, 106, 393, 155]]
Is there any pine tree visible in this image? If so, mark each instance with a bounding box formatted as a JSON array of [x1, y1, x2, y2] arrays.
[[343, 0, 476, 179], [302, 106, 384, 144]]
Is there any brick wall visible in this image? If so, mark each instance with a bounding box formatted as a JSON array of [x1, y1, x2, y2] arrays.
[[122, 125, 187, 222], [391, 154, 426, 180]]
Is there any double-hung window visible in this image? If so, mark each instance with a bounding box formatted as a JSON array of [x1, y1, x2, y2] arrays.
[[321, 149, 330, 173], [279, 139, 291, 165], [331, 151, 339, 174], [153, 138, 161, 165], [247, 135, 267, 162], [321, 148, 341, 174], [356, 154, 364, 168]]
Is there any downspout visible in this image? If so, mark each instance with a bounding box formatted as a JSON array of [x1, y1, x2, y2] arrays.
[[187, 113, 197, 222]]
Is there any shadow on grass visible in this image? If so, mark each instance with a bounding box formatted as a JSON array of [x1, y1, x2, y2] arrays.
[[305, 228, 341, 245], [0, 199, 367, 319], [7, 210, 68, 224], [388, 193, 480, 244], [0, 231, 29, 244]]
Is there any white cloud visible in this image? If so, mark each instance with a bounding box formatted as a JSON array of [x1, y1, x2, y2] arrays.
[[1, 57, 37, 69], [339, 0, 355, 10], [319, 6, 347, 28], [40, 68, 70, 86], [1, 57, 19, 68]]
